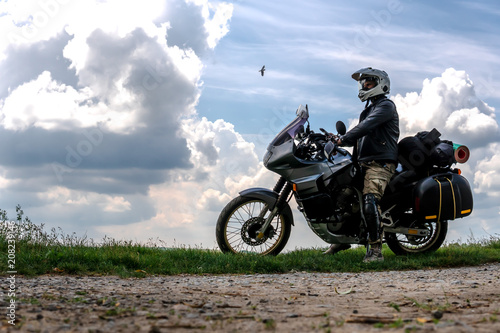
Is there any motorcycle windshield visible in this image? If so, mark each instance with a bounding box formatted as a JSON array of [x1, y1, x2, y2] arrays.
[[268, 115, 308, 148]]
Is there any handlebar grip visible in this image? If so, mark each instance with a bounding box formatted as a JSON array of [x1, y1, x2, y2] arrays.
[[337, 147, 348, 156]]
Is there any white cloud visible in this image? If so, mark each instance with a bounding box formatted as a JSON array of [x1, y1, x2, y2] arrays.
[[181, 116, 262, 183], [38, 186, 132, 212], [0, 168, 16, 189], [0, 0, 71, 58], [0, 2, 210, 134], [149, 115, 271, 224], [202, 2, 233, 48], [393, 68, 498, 146], [445, 107, 498, 141], [474, 143, 500, 197], [0, 70, 136, 132]]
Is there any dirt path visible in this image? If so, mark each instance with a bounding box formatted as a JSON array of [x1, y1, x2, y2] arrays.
[[4, 263, 500, 332]]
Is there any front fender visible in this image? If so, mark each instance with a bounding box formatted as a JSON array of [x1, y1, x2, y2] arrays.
[[239, 188, 294, 226]]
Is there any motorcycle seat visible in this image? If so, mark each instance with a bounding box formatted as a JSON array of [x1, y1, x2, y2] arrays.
[[389, 169, 419, 191]]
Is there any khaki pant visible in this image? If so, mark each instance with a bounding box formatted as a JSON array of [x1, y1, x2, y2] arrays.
[[361, 161, 396, 201]]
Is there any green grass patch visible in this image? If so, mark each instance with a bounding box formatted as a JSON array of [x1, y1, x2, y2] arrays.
[[0, 205, 499, 277]]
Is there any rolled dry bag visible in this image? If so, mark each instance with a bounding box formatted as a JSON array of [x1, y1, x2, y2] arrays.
[[452, 143, 470, 164], [430, 142, 454, 167]]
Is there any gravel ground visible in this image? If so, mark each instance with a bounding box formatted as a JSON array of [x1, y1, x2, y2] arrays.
[[2, 263, 500, 332]]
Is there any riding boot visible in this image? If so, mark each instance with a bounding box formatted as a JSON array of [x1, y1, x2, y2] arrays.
[[363, 242, 383, 262], [323, 243, 351, 255], [362, 193, 384, 262]]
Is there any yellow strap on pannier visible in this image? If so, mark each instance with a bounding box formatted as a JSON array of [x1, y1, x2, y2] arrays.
[[431, 177, 456, 221], [445, 177, 456, 220]]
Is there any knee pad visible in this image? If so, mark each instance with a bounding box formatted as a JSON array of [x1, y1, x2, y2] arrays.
[[363, 193, 381, 243], [363, 193, 378, 218]]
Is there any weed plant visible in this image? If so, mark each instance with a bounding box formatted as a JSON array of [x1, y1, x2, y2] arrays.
[[0, 206, 499, 277]]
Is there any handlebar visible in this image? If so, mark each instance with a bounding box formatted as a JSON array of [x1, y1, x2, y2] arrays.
[[319, 128, 329, 136], [296, 127, 349, 161], [319, 128, 336, 141]]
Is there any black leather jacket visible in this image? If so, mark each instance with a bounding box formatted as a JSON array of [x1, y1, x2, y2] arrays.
[[340, 95, 399, 163]]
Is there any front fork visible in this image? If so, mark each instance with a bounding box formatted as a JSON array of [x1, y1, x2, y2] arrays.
[[256, 177, 292, 239]]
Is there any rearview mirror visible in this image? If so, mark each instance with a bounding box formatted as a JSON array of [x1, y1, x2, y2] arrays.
[[336, 121, 347, 135]]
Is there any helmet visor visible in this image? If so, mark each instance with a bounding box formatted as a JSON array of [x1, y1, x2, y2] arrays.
[[359, 77, 379, 91]]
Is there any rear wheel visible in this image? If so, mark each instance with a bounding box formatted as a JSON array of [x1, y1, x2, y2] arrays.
[[385, 220, 448, 255], [216, 196, 292, 255]]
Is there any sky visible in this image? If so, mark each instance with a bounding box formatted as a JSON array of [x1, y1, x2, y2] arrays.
[[0, 0, 499, 250]]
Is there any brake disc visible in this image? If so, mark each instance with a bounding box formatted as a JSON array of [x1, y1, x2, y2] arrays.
[[241, 217, 275, 245]]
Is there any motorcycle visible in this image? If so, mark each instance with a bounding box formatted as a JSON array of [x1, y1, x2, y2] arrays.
[[215, 105, 473, 256]]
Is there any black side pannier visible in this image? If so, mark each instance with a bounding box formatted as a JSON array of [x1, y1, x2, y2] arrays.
[[413, 173, 473, 221]]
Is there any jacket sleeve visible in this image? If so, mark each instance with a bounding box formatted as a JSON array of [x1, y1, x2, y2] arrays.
[[340, 100, 395, 146]]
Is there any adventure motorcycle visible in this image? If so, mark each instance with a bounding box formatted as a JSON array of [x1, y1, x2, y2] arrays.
[[215, 105, 473, 255]]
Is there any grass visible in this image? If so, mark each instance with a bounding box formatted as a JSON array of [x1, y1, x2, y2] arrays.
[[0, 205, 499, 277]]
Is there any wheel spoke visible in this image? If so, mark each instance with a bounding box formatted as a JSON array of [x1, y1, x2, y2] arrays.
[[215, 194, 292, 256], [222, 199, 285, 255], [388, 220, 441, 252]]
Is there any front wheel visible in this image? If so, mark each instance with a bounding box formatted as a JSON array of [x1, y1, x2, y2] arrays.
[[385, 220, 448, 255], [216, 196, 292, 255]]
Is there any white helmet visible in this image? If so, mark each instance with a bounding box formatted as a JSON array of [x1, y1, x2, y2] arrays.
[[351, 67, 390, 102]]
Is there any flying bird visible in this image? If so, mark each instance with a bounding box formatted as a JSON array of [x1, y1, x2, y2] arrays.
[[259, 65, 265, 76]]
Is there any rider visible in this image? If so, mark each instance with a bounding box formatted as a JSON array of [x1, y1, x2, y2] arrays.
[[324, 67, 399, 262]]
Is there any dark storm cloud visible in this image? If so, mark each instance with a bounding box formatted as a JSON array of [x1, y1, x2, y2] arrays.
[[0, 179, 158, 230], [156, 1, 209, 55], [0, 126, 191, 189], [3, 164, 168, 196], [0, 32, 78, 99], [0, 125, 192, 168], [83, 28, 199, 127], [194, 138, 218, 164]]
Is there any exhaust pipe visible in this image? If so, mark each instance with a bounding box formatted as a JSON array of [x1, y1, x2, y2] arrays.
[[453, 143, 470, 164]]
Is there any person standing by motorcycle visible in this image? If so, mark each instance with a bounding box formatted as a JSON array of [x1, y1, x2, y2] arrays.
[[325, 67, 399, 262]]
